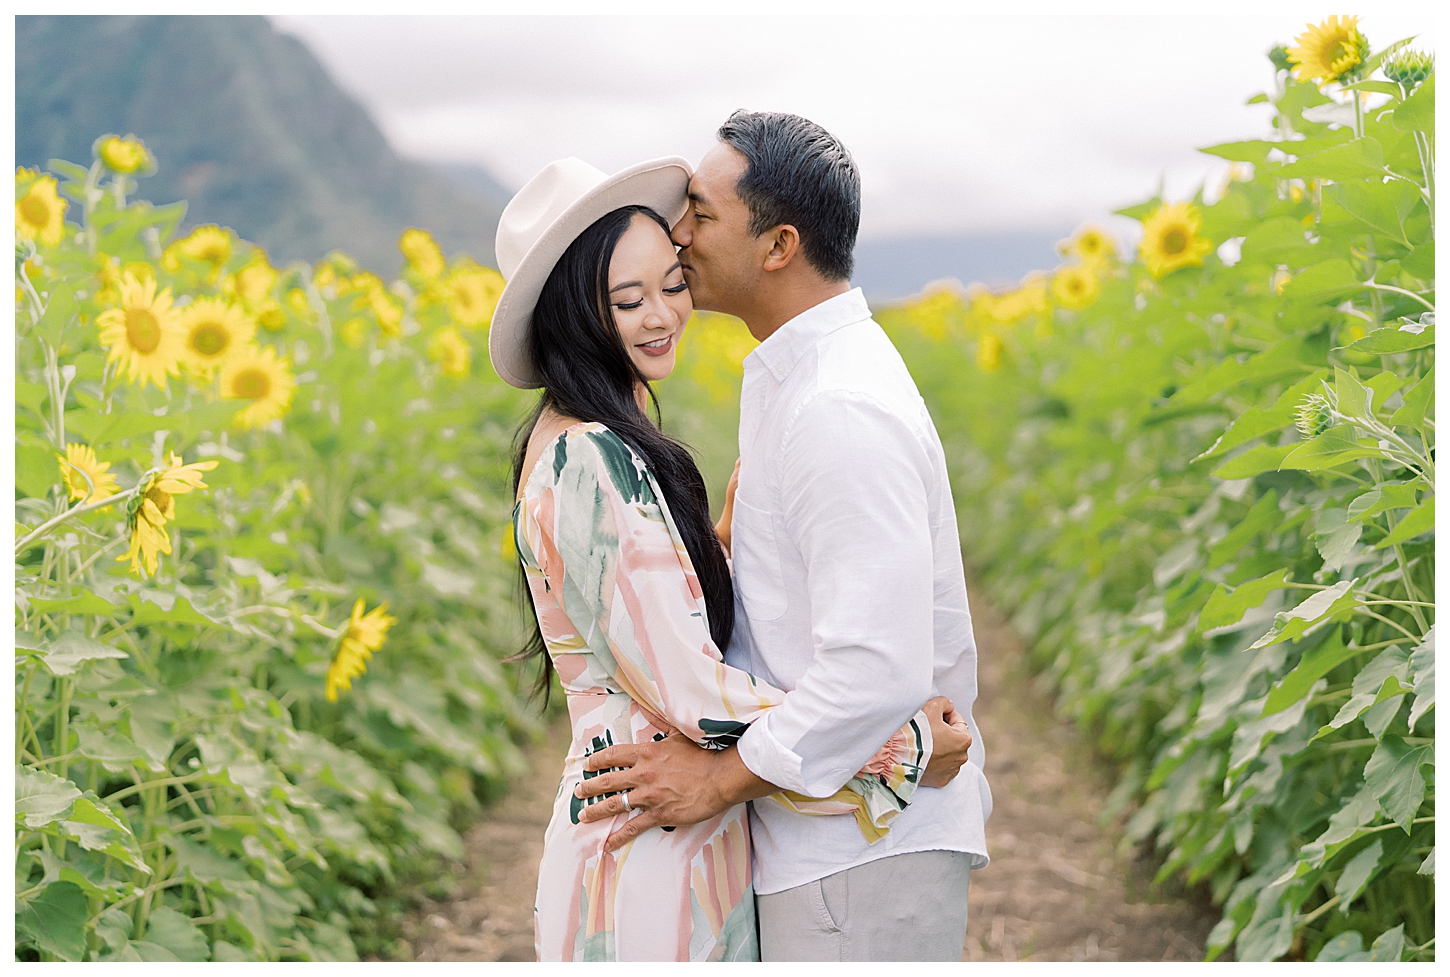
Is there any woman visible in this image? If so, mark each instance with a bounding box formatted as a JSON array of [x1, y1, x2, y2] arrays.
[[489, 157, 933, 961]]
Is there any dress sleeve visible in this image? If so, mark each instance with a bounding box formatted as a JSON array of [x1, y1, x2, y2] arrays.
[[534, 427, 929, 841]]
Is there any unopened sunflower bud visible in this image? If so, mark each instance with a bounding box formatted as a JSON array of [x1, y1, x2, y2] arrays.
[[1294, 393, 1333, 438], [1384, 50, 1434, 88]]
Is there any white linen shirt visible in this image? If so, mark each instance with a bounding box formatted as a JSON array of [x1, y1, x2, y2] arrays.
[[727, 287, 992, 896]]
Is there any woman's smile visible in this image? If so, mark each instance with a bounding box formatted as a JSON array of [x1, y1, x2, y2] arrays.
[[637, 332, 675, 356]]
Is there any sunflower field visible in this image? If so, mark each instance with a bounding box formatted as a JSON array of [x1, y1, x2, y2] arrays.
[[14, 138, 554, 960], [882, 21, 1435, 962]]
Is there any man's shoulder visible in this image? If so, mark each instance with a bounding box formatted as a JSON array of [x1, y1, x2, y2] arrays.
[[801, 318, 926, 424]]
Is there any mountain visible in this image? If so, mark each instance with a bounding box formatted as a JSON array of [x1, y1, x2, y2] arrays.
[[852, 229, 1075, 303], [15, 15, 510, 273]]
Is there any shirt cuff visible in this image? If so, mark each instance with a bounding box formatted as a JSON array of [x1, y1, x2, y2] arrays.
[[737, 716, 806, 794]]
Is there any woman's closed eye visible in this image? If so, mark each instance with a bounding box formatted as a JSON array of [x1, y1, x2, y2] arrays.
[[664, 282, 688, 295]]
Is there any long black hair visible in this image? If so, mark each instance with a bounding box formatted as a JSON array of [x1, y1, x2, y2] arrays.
[[509, 205, 734, 702]]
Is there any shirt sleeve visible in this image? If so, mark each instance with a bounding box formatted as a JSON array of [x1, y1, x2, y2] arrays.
[[537, 427, 928, 837], [735, 392, 938, 799]]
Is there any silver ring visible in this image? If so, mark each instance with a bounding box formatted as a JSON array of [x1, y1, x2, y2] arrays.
[[621, 791, 632, 813]]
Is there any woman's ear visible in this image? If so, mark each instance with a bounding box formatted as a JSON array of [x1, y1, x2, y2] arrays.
[[761, 224, 802, 272]]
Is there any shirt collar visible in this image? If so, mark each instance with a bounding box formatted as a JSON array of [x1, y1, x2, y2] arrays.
[[746, 287, 872, 382]]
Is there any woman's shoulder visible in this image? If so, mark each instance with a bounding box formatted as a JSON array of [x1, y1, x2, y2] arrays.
[[525, 421, 655, 506]]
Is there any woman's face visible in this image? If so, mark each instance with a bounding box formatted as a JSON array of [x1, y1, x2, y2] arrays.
[[608, 213, 692, 384]]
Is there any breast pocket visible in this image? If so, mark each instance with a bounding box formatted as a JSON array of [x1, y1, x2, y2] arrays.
[[731, 496, 787, 622]]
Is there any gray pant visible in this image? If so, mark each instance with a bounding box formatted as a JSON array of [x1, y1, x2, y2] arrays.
[[756, 850, 971, 961]]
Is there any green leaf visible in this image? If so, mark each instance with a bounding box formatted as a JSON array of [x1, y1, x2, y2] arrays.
[[1407, 627, 1434, 731], [1198, 568, 1290, 633], [1348, 481, 1421, 522], [75, 722, 149, 774], [15, 442, 60, 499], [65, 408, 174, 448], [1237, 902, 1294, 961], [15, 880, 88, 961], [25, 591, 121, 617], [126, 695, 178, 770], [1317, 931, 1370, 962], [35, 629, 129, 676], [35, 847, 135, 900], [37, 283, 80, 348], [144, 906, 211, 961], [1313, 507, 1362, 571], [1279, 424, 1382, 471], [1200, 139, 1276, 165], [1341, 323, 1436, 354], [1322, 180, 1422, 247], [1213, 444, 1295, 479], [1250, 578, 1359, 649], [1208, 491, 1280, 568], [1333, 365, 1373, 419], [166, 831, 252, 884], [1402, 242, 1434, 279], [1237, 215, 1314, 265], [1334, 837, 1383, 907], [1418, 848, 1434, 876], [1275, 137, 1386, 182], [15, 765, 81, 828], [1195, 372, 1327, 462], [1377, 497, 1433, 548], [96, 906, 135, 952], [62, 794, 149, 871], [1363, 735, 1432, 831], [1369, 924, 1406, 962], [1390, 367, 1433, 428], [1391, 73, 1434, 133], [1313, 646, 1413, 740], [1280, 259, 1364, 305], [127, 590, 219, 627], [1263, 631, 1358, 716]]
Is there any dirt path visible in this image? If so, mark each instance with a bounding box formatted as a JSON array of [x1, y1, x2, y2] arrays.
[[403, 597, 1221, 962]]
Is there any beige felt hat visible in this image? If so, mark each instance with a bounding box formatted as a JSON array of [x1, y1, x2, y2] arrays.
[[488, 156, 693, 388]]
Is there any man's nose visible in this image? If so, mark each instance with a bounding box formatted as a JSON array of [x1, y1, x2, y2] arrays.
[[670, 216, 691, 249]]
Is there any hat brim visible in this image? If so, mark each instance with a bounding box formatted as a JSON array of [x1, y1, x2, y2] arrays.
[[489, 157, 693, 389]]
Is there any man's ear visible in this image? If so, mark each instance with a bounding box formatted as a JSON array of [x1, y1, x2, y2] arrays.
[[761, 225, 802, 272]]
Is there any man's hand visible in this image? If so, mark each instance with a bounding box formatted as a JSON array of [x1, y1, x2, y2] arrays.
[[575, 734, 775, 852], [921, 695, 973, 788]]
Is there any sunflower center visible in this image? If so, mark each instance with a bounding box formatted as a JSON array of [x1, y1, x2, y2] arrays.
[[191, 321, 229, 356], [20, 194, 52, 226], [233, 368, 272, 400], [1162, 229, 1188, 255], [125, 309, 163, 353], [145, 485, 172, 513]]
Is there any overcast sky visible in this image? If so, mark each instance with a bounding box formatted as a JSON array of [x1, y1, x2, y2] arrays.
[[273, 12, 1433, 242]]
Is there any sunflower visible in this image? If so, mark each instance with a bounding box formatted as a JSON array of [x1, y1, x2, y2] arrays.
[[325, 599, 398, 702], [16, 174, 68, 245], [427, 326, 471, 377], [165, 225, 232, 275], [116, 452, 219, 577], [1138, 202, 1214, 278], [231, 254, 278, 308], [219, 345, 297, 429], [1287, 16, 1368, 85], [976, 334, 1004, 372], [285, 288, 317, 323], [255, 300, 287, 332], [1052, 265, 1099, 310], [400, 228, 446, 280], [57, 443, 119, 504], [96, 134, 153, 175], [444, 262, 505, 328], [96, 271, 186, 388], [1061, 227, 1116, 266], [180, 297, 256, 379], [339, 317, 368, 349]]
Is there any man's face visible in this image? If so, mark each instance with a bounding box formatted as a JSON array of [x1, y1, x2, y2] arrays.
[[671, 143, 762, 316]]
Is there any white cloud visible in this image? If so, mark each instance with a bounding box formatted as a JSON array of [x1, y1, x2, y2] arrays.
[[273, 12, 1433, 240]]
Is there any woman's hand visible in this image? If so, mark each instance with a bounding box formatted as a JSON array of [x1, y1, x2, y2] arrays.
[[714, 458, 741, 558]]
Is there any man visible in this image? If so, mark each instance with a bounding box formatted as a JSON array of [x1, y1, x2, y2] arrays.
[[575, 110, 991, 962]]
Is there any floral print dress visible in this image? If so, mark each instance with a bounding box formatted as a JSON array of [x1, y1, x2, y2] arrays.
[[515, 422, 931, 962]]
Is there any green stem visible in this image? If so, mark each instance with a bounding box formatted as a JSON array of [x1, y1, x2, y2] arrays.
[[1359, 280, 1434, 311], [15, 485, 142, 555], [103, 772, 206, 805]]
